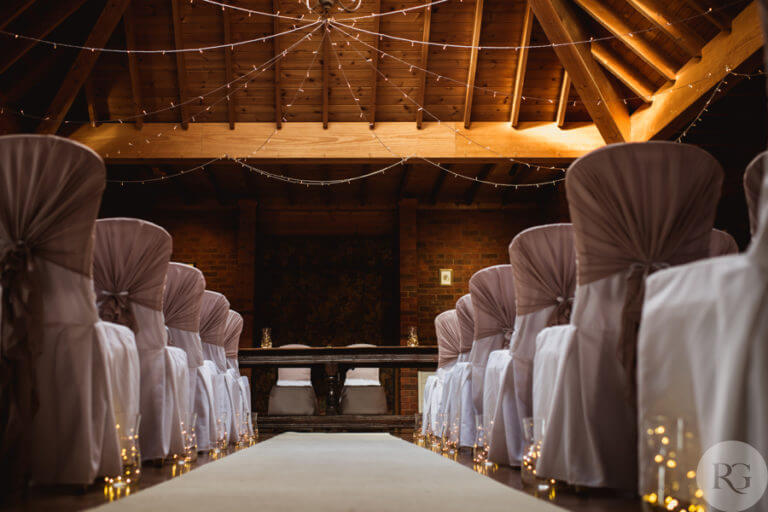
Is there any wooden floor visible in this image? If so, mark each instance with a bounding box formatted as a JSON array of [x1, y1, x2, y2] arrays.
[[1, 432, 642, 512]]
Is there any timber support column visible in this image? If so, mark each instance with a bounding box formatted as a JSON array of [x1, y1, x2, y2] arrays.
[[398, 198, 419, 415]]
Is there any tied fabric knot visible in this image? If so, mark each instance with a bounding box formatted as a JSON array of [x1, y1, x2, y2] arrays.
[[620, 260, 670, 405], [548, 295, 574, 326], [97, 290, 137, 333], [502, 327, 514, 349], [0, 240, 42, 487]]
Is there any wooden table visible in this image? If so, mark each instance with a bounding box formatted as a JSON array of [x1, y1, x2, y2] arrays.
[[238, 346, 438, 426]]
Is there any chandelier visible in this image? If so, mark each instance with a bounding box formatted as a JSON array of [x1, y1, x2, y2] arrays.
[[305, 0, 364, 13]]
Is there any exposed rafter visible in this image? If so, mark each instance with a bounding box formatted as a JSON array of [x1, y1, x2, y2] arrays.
[[222, 6, 235, 130], [272, 0, 282, 129], [397, 163, 410, 199], [0, 0, 37, 32], [626, 0, 705, 59], [529, 0, 629, 143], [0, 0, 89, 75], [555, 70, 570, 127], [591, 42, 655, 101], [429, 166, 448, 204], [171, 0, 190, 130], [463, 0, 484, 129], [415, 6, 432, 129], [84, 77, 98, 128], [573, 0, 678, 80], [35, 0, 131, 134], [510, 3, 533, 127], [123, 3, 143, 130], [205, 167, 231, 206], [631, 1, 762, 141], [463, 163, 495, 204], [369, 0, 381, 129], [322, 23, 330, 129], [359, 167, 368, 205], [682, 0, 731, 33]]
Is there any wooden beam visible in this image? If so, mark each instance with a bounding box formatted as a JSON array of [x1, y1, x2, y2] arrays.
[[682, 0, 731, 33], [591, 42, 655, 101], [0, 0, 89, 75], [501, 164, 523, 204], [510, 3, 534, 127], [574, 0, 678, 80], [70, 121, 607, 161], [222, 6, 235, 130], [359, 166, 368, 205], [123, 4, 143, 130], [555, 70, 570, 127], [0, 0, 37, 31], [463, 163, 495, 204], [170, 0, 190, 130], [463, 0, 484, 129], [35, 0, 132, 134], [626, 0, 705, 58], [241, 167, 260, 203], [272, 0, 282, 129], [429, 167, 448, 204], [205, 167, 230, 206], [84, 78, 98, 128], [322, 23, 330, 129], [369, 0, 381, 129], [415, 6, 432, 129], [397, 163, 410, 199], [631, 1, 762, 141], [528, 0, 629, 143]]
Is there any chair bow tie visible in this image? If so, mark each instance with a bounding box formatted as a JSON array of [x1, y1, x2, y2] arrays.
[[549, 296, 574, 326], [97, 290, 137, 333]]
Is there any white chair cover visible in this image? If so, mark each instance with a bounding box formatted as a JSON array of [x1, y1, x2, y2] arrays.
[[0, 135, 140, 486], [200, 290, 238, 443], [164, 262, 218, 451], [488, 224, 576, 466], [344, 343, 381, 386], [440, 294, 476, 447], [94, 218, 190, 462], [430, 310, 460, 436], [268, 344, 318, 416], [468, 265, 515, 458], [638, 153, 768, 508], [709, 229, 738, 256], [536, 142, 722, 490], [223, 310, 248, 440], [340, 344, 387, 414], [744, 151, 765, 236]]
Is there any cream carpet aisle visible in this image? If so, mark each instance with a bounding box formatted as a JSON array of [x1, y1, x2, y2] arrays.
[[96, 433, 563, 511]]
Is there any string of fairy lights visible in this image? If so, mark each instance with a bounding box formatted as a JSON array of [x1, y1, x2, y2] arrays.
[[1, 1, 759, 189]]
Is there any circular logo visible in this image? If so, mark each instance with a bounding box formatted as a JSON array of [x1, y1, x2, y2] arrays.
[[697, 441, 768, 511]]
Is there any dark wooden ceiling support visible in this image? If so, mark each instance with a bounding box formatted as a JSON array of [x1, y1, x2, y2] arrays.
[[241, 167, 259, 203], [555, 70, 570, 127], [529, 0, 629, 143], [322, 23, 330, 129], [222, 6, 235, 129], [35, 0, 132, 134], [272, 0, 282, 129], [0, 0, 89, 75], [415, 6, 432, 129], [123, 3, 143, 130], [429, 167, 448, 204], [0, 0, 37, 31], [682, 0, 730, 33], [84, 77, 98, 127], [369, 0, 381, 129], [359, 167, 368, 205], [463, 163, 494, 204], [591, 42, 655, 101], [626, 0, 704, 59], [205, 166, 230, 206], [501, 164, 523, 204], [462, 0, 484, 129], [397, 163, 410, 199], [573, 0, 677, 81], [171, 0, 190, 130], [510, 3, 533, 127]]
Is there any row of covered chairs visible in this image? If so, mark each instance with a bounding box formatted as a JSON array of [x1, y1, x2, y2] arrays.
[[423, 141, 763, 499], [0, 135, 252, 488]]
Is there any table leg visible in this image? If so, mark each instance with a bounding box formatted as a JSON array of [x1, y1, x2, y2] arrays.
[[325, 363, 340, 415]]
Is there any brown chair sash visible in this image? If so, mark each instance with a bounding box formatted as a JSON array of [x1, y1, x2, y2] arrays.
[[469, 264, 516, 342], [200, 291, 230, 346], [435, 309, 461, 368], [454, 294, 474, 353], [163, 262, 206, 332], [223, 310, 244, 358]]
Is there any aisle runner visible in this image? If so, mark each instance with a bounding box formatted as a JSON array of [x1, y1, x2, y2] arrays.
[[96, 433, 563, 511]]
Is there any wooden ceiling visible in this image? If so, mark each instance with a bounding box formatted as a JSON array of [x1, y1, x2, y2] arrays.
[[0, 0, 763, 206]]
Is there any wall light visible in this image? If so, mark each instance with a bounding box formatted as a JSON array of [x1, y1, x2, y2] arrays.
[[439, 269, 452, 286]]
